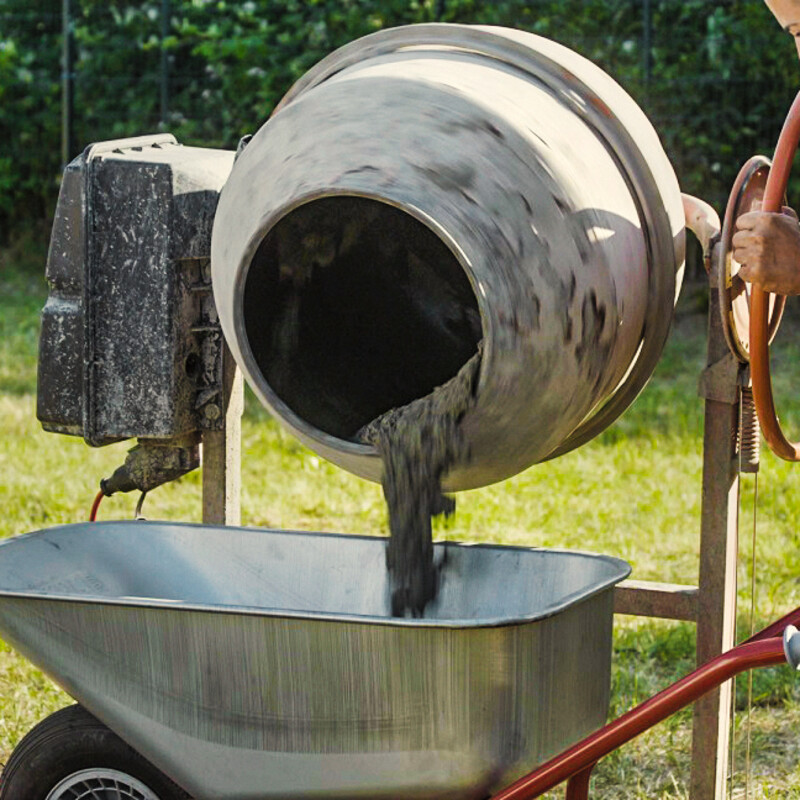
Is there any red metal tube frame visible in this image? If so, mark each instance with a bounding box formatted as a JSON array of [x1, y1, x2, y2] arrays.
[[490, 624, 792, 800], [745, 605, 800, 644]]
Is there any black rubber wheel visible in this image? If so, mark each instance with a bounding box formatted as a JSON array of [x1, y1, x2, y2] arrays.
[[0, 704, 192, 800]]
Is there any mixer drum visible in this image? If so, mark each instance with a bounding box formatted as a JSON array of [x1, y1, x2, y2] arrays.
[[211, 24, 685, 491]]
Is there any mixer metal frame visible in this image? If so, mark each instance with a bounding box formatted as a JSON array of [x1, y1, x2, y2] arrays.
[[200, 341, 243, 527]]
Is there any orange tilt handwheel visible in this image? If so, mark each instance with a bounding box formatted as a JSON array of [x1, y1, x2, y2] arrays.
[[719, 156, 785, 362], [750, 90, 800, 461]]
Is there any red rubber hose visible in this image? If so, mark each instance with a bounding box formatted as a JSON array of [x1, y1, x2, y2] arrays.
[[89, 490, 104, 522]]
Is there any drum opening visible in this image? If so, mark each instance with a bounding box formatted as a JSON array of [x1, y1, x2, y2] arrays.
[[243, 196, 482, 440]]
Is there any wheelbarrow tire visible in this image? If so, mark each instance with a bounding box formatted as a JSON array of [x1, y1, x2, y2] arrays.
[[0, 703, 192, 800]]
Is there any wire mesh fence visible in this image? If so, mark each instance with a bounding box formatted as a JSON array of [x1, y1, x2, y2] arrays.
[[1, 0, 799, 242]]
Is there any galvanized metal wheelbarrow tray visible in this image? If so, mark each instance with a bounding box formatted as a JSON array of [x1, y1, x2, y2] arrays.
[[0, 521, 630, 800]]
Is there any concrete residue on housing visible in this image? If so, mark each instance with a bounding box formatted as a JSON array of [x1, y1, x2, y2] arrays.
[[359, 343, 483, 617]]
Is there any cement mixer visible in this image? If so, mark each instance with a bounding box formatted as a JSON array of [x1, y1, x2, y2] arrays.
[[212, 24, 686, 490], [35, 24, 685, 494]]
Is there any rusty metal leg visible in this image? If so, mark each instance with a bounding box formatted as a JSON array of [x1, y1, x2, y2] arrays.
[[690, 263, 741, 800], [564, 764, 594, 800], [202, 341, 243, 525]]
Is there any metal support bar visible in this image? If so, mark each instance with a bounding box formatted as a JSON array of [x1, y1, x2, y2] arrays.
[[614, 580, 698, 621], [690, 261, 742, 800], [202, 340, 243, 526], [609, 231, 739, 796], [564, 764, 595, 800]]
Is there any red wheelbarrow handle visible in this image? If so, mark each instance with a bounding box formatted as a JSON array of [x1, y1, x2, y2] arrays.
[[750, 90, 800, 461], [490, 624, 797, 800]]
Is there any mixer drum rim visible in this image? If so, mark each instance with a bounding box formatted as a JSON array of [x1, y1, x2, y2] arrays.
[[274, 24, 683, 465]]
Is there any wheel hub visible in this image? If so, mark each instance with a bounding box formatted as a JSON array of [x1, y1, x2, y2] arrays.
[[45, 769, 162, 800]]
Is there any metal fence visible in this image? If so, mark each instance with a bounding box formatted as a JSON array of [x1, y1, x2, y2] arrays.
[[2, 0, 798, 244]]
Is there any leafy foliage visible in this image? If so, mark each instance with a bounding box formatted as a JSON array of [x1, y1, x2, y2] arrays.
[[2, 0, 800, 239]]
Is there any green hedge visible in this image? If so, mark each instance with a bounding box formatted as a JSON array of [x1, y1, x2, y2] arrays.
[[1, 0, 799, 239]]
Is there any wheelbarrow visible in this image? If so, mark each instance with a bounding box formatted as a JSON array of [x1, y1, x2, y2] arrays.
[[0, 522, 797, 800], [0, 521, 800, 800], [0, 520, 630, 799]]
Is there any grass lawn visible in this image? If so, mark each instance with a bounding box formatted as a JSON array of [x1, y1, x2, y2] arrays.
[[3, 230, 800, 797]]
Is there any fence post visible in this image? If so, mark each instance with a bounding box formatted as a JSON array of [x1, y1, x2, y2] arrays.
[[160, 0, 170, 128], [61, 0, 75, 166], [642, 0, 653, 88]]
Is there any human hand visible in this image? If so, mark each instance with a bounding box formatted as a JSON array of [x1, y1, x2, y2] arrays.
[[732, 207, 800, 295]]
